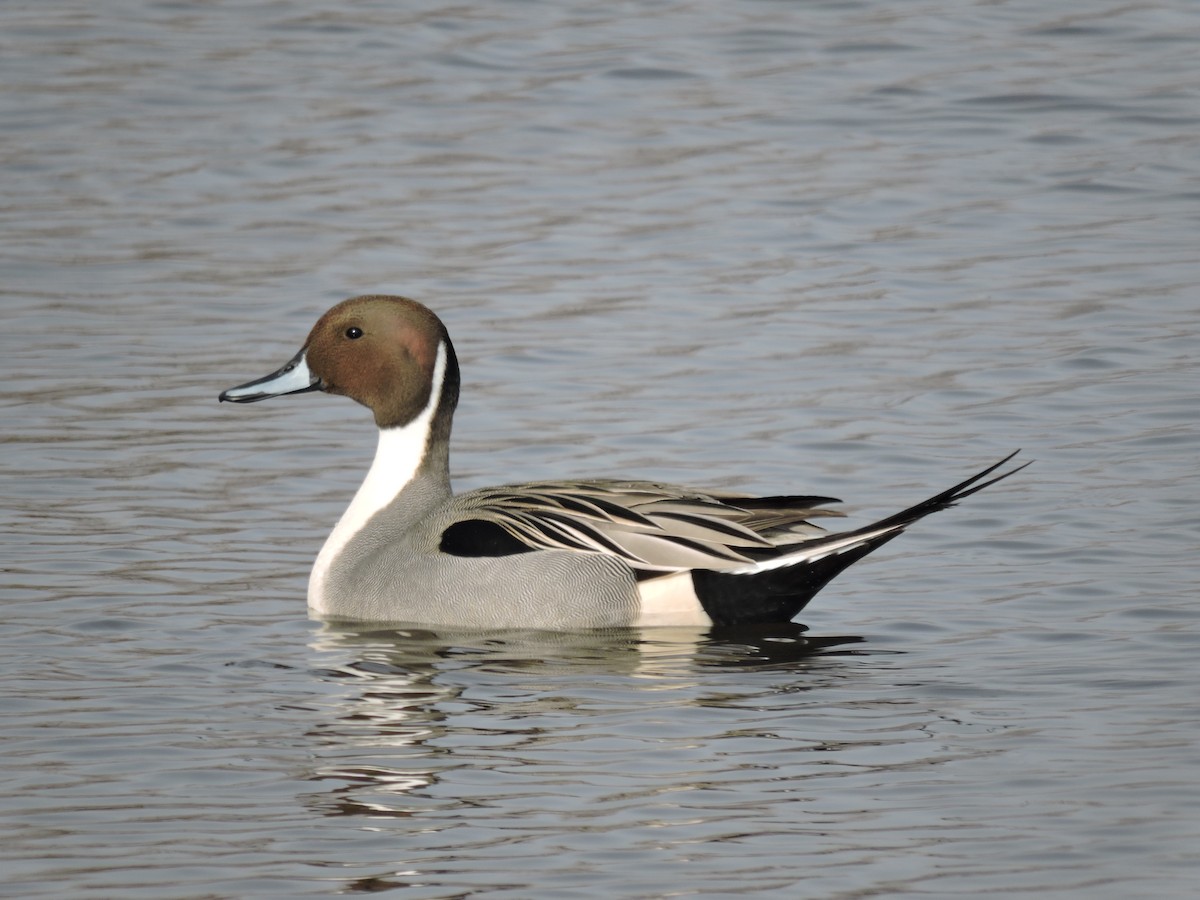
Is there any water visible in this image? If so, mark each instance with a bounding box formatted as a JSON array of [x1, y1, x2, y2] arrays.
[[2, 0, 1198, 896]]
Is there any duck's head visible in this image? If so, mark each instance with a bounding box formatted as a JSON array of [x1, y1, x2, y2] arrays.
[[219, 295, 460, 431]]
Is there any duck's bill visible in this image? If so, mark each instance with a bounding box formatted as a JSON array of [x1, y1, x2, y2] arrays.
[[219, 348, 322, 403]]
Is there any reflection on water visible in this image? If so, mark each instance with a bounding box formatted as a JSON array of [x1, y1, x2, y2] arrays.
[[302, 623, 867, 821], [290, 623, 1044, 896], [296, 624, 904, 895], [311, 620, 866, 675]]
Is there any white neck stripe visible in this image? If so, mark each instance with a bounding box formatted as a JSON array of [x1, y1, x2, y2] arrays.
[[308, 341, 447, 612]]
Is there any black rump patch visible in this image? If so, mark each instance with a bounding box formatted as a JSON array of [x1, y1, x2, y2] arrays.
[[691, 534, 896, 626], [439, 520, 535, 558]]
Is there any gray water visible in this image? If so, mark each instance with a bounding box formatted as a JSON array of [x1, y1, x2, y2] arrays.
[[2, 1, 1198, 897]]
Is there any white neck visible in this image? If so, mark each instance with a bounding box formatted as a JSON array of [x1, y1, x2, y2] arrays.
[[308, 342, 446, 613]]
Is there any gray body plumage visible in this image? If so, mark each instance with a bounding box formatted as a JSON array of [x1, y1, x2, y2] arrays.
[[319, 473, 641, 628]]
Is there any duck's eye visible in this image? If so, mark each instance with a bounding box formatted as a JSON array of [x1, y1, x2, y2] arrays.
[[345, 326, 363, 340]]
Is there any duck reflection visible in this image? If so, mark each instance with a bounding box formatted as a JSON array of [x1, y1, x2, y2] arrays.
[[309, 620, 864, 681], [296, 622, 866, 888], [301, 624, 864, 795]]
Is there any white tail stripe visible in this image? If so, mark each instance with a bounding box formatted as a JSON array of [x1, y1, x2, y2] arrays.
[[725, 523, 903, 575]]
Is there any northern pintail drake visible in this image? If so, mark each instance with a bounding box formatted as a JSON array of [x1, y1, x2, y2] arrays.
[[220, 295, 1026, 629]]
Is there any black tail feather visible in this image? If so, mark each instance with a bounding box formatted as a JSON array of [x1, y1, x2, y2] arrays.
[[691, 452, 1028, 626], [754, 450, 1029, 564], [693, 530, 901, 626]]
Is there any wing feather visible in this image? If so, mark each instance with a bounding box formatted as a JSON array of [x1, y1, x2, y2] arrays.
[[446, 478, 843, 574], [438, 455, 1026, 578]]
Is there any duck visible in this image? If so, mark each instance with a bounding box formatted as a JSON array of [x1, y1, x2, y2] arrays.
[[219, 295, 1026, 629]]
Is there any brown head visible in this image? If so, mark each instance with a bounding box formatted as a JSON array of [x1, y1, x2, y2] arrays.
[[220, 295, 461, 433]]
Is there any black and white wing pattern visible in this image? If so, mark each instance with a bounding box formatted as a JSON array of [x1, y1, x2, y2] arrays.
[[440, 452, 1028, 579], [443, 479, 845, 573]]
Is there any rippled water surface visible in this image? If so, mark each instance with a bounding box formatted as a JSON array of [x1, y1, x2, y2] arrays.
[[3, 1, 1198, 897]]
